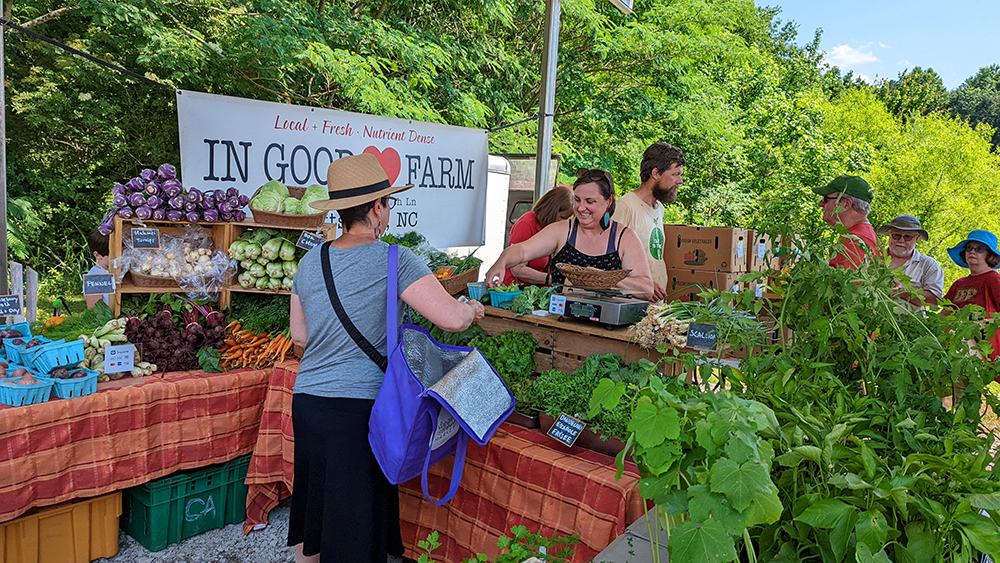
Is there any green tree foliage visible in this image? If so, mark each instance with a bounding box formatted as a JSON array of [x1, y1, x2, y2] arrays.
[[875, 66, 948, 120], [948, 64, 1000, 148]]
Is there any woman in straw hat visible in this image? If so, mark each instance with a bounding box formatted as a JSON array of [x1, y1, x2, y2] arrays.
[[485, 168, 654, 299], [287, 154, 484, 563]]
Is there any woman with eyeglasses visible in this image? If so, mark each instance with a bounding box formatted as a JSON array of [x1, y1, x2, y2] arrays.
[[943, 230, 1000, 360], [484, 168, 655, 300]]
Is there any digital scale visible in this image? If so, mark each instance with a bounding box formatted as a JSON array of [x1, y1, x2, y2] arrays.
[[557, 287, 649, 327]]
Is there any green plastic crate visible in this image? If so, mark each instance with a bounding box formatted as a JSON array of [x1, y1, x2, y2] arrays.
[[121, 454, 251, 552]]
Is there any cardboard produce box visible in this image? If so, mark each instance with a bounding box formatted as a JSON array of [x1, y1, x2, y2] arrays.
[[663, 225, 750, 273], [664, 268, 742, 303], [747, 230, 780, 272]]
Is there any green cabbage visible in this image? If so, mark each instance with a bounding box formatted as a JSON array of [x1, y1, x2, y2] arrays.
[[301, 185, 328, 214], [282, 197, 302, 215], [260, 180, 290, 199], [250, 192, 283, 213]]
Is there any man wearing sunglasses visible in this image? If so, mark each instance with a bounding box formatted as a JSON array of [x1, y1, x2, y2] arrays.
[[813, 175, 880, 269], [612, 142, 685, 301], [875, 214, 943, 307]]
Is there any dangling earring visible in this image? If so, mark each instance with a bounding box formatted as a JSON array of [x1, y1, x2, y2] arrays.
[[600, 212, 611, 230]]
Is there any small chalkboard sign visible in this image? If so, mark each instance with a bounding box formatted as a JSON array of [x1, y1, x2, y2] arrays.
[[83, 273, 116, 296], [296, 231, 323, 251], [0, 295, 21, 317], [686, 323, 718, 350], [546, 412, 586, 447], [131, 228, 160, 249]]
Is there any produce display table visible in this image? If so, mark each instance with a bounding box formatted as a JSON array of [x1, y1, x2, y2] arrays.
[[479, 306, 684, 374], [0, 368, 269, 524], [243, 361, 647, 563]]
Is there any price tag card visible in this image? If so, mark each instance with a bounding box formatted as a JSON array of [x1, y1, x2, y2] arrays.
[[686, 323, 718, 350], [0, 295, 22, 317], [296, 231, 324, 251], [549, 295, 567, 315], [131, 228, 160, 249], [83, 273, 116, 296], [104, 344, 135, 374], [547, 412, 585, 447]]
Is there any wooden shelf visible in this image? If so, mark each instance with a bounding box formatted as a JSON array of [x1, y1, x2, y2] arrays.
[[226, 285, 291, 296]]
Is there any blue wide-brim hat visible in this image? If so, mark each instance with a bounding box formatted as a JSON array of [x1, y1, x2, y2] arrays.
[[947, 229, 1000, 269]]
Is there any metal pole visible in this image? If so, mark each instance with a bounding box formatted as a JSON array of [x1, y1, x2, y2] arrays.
[[533, 0, 560, 201], [0, 4, 9, 295]]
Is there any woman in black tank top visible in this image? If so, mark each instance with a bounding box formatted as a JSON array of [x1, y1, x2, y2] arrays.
[[484, 168, 655, 300]]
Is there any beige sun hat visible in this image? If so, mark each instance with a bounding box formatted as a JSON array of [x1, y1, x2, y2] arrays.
[[309, 153, 413, 211]]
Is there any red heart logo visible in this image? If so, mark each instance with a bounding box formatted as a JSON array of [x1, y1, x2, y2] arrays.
[[363, 146, 401, 185]]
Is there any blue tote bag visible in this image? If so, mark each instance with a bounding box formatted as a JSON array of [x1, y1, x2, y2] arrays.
[[321, 243, 514, 505]]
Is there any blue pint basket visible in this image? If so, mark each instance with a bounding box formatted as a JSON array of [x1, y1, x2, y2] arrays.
[[0, 376, 53, 407], [36, 368, 99, 400], [26, 339, 86, 375], [490, 290, 522, 308], [467, 282, 489, 302], [0, 322, 32, 359], [4, 336, 51, 365]]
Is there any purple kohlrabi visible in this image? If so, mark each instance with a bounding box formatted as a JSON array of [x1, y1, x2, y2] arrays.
[[161, 179, 183, 198], [219, 211, 233, 222], [238, 195, 250, 207], [157, 163, 177, 180], [113, 194, 129, 208], [168, 196, 186, 210], [186, 188, 202, 203], [233, 210, 246, 222], [184, 201, 199, 213], [98, 220, 115, 235], [166, 210, 185, 222], [143, 183, 160, 197], [127, 192, 147, 208], [185, 211, 201, 223], [118, 207, 135, 219], [202, 209, 219, 222], [127, 177, 144, 192], [112, 183, 127, 196], [146, 195, 163, 209], [152, 208, 167, 221], [135, 205, 153, 220], [140, 169, 156, 182], [226, 187, 240, 199]]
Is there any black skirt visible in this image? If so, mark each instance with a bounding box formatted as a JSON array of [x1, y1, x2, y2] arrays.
[[287, 394, 404, 563]]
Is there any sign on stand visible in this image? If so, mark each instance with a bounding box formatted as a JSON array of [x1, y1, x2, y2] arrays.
[[295, 231, 323, 251], [0, 295, 22, 317], [104, 344, 135, 374], [176, 90, 490, 248], [83, 273, 116, 296], [686, 323, 718, 350], [547, 412, 585, 447], [131, 229, 161, 249]]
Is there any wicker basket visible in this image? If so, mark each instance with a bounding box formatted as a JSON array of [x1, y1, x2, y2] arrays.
[[249, 186, 328, 229], [555, 263, 631, 290], [439, 266, 480, 295], [129, 271, 181, 288]]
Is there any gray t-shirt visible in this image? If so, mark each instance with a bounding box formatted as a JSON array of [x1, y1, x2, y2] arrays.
[[291, 241, 430, 399]]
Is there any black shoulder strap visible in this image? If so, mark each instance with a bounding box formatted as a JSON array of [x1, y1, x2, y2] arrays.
[[320, 241, 388, 372]]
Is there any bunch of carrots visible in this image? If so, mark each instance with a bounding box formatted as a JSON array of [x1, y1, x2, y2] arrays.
[[220, 321, 296, 369]]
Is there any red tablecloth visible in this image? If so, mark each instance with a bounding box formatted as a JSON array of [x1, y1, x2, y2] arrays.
[[0, 368, 269, 523], [244, 361, 647, 562]]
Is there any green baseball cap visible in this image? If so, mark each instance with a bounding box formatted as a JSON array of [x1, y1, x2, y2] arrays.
[[812, 175, 874, 203]]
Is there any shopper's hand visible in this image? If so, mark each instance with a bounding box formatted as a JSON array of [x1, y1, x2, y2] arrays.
[[470, 300, 485, 321]]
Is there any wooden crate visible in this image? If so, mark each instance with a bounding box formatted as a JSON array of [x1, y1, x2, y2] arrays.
[[109, 216, 234, 316], [226, 221, 327, 299]]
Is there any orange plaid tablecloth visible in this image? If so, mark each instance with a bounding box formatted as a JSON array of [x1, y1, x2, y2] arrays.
[[244, 361, 647, 563], [0, 368, 269, 524]]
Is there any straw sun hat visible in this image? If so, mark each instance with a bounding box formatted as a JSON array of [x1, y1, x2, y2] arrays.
[[309, 153, 413, 211]]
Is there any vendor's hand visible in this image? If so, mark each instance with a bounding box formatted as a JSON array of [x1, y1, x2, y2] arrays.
[[652, 282, 667, 303], [485, 266, 505, 289], [469, 300, 485, 321]]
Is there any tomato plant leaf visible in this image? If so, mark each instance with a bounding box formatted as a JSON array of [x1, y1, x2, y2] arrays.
[[667, 519, 737, 563], [957, 512, 1000, 559], [855, 509, 889, 552], [855, 542, 892, 563]]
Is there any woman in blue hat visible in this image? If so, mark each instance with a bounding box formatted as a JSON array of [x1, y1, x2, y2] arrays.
[[943, 229, 1000, 360]]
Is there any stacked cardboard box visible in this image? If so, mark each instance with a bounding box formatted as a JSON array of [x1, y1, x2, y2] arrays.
[[663, 225, 748, 301]]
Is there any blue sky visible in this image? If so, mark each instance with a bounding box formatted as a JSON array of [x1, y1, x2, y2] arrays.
[[758, 1, 1000, 90]]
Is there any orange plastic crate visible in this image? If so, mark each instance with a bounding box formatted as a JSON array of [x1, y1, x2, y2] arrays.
[[0, 492, 121, 563]]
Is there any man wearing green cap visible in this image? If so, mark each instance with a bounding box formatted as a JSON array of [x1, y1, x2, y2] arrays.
[[813, 175, 880, 269]]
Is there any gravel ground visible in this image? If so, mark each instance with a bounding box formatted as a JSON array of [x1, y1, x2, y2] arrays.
[[94, 498, 296, 563]]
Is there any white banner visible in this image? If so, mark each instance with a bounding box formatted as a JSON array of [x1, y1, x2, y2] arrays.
[[176, 90, 490, 247]]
